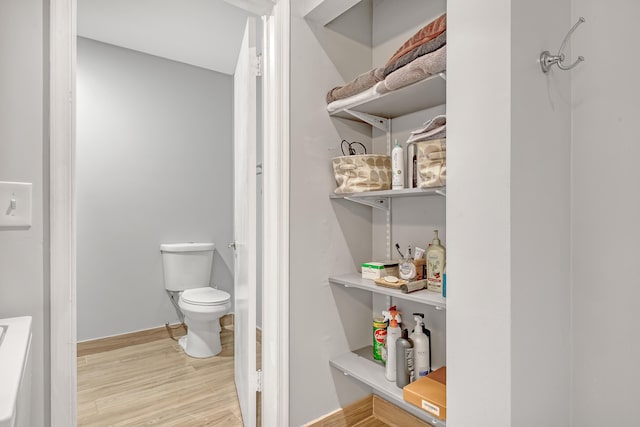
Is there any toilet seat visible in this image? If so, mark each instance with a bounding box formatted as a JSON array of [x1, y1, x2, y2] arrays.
[[181, 287, 230, 306]]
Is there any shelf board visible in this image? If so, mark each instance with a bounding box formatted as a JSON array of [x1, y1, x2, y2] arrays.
[[330, 186, 445, 200], [330, 346, 446, 427], [329, 73, 446, 121], [329, 273, 446, 309]]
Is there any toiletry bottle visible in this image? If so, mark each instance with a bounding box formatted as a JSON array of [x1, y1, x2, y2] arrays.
[[395, 329, 414, 388], [410, 314, 430, 379], [373, 316, 387, 361], [426, 230, 446, 293], [415, 312, 432, 373], [443, 266, 447, 298], [383, 307, 402, 382], [392, 139, 405, 189]]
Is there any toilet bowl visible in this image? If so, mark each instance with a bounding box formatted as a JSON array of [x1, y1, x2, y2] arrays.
[[178, 287, 231, 358], [160, 242, 231, 359]]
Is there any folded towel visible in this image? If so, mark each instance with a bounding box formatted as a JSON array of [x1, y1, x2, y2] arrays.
[[326, 68, 385, 104], [384, 45, 447, 92], [326, 85, 379, 113], [411, 114, 446, 135], [385, 13, 447, 66], [375, 80, 392, 95], [407, 126, 447, 143], [384, 31, 447, 77], [407, 126, 446, 143]]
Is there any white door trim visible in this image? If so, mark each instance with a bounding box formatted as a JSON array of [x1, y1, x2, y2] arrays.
[[49, 0, 290, 426], [49, 0, 77, 426], [261, 0, 290, 425]]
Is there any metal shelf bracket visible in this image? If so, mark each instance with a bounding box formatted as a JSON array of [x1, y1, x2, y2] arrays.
[[343, 196, 389, 211], [342, 110, 389, 131]]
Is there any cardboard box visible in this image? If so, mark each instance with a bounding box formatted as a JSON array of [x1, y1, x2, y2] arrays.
[[361, 261, 399, 280], [403, 367, 447, 420]]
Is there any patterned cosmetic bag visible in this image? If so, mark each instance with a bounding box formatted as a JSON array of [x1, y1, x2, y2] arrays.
[[416, 138, 446, 188], [332, 154, 392, 194]]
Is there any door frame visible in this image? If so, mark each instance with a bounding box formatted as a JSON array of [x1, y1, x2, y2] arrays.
[[48, 0, 290, 425]]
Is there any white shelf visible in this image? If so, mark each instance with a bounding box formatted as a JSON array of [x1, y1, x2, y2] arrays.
[[330, 346, 446, 427], [329, 73, 446, 121], [329, 273, 446, 309], [330, 187, 445, 200], [330, 187, 445, 210]]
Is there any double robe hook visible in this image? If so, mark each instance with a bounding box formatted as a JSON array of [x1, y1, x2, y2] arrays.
[[540, 17, 585, 73]]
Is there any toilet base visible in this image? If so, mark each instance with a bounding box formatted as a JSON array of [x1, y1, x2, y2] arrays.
[[179, 318, 223, 358]]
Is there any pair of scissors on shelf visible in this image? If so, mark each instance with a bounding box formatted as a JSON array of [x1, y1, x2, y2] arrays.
[[341, 139, 367, 156]]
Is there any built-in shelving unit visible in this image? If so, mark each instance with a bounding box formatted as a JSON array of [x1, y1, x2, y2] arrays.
[[323, 7, 447, 422], [330, 346, 446, 427], [329, 273, 446, 309]]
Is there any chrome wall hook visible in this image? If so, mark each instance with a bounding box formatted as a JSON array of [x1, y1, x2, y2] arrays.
[[540, 17, 585, 73]]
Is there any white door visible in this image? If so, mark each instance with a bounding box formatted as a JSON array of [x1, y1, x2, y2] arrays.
[[233, 17, 258, 427]]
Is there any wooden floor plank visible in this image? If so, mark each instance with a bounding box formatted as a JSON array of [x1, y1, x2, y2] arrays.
[[77, 327, 243, 426]]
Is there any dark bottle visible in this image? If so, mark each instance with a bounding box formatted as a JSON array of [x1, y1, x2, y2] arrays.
[[395, 328, 414, 388]]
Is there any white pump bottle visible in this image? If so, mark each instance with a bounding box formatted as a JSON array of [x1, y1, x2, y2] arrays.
[[391, 139, 405, 189], [410, 313, 430, 379]]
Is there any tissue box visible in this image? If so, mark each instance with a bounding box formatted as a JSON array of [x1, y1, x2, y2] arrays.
[[361, 261, 399, 280], [403, 367, 447, 420]]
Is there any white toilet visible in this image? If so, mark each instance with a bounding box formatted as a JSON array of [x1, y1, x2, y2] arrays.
[[160, 242, 231, 358]]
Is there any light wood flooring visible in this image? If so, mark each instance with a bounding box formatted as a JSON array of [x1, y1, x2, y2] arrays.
[[77, 327, 245, 426]]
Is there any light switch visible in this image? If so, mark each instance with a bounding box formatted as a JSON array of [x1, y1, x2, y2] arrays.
[[0, 182, 32, 228]]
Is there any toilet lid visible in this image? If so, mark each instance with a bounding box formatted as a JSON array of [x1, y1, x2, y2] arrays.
[[181, 287, 230, 306]]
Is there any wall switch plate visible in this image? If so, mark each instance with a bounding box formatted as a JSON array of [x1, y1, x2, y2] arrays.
[[0, 182, 32, 229]]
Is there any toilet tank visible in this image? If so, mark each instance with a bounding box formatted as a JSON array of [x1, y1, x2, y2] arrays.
[[160, 243, 215, 291]]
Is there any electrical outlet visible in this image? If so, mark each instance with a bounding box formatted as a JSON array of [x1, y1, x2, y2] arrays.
[[0, 182, 32, 229]]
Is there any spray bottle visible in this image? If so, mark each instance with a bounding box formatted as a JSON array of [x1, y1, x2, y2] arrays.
[[410, 313, 430, 379], [383, 306, 402, 382]]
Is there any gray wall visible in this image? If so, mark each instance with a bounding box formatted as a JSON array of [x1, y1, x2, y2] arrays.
[[77, 37, 234, 341], [290, 2, 375, 424], [571, 1, 640, 425], [0, 0, 48, 425], [510, 1, 572, 425]]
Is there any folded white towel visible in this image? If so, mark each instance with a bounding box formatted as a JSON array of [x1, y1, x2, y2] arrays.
[[407, 126, 446, 143], [411, 114, 446, 135]]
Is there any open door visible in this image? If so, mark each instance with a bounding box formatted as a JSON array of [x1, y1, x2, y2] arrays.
[[232, 17, 258, 427]]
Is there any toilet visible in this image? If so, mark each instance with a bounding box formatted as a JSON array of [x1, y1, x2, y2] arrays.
[[160, 242, 231, 358]]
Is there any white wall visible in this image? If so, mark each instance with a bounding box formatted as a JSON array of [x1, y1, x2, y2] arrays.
[[510, 1, 572, 425], [446, 1, 513, 424], [0, 1, 47, 425], [76, 37, 234, 341], [571, 1, 640, 425], [289, 2, 375, 424], [448, 0, 573, 425]]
